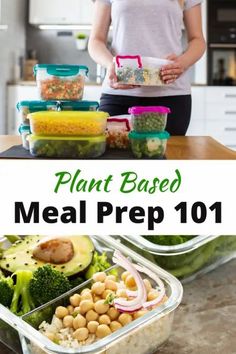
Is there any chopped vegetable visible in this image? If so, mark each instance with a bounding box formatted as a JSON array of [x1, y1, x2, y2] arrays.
[[132, 112, 167, 132], [116, 67, 164, 86], [0, 275, 14, 307], [85, 252, 117, 280], [10, 270, 35, 316], [38, 76, 85, 100], [129, 133, 168, 159], [29, 265, 71, 307]]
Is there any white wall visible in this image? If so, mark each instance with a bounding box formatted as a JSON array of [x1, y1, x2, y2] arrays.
[[0, 0, 27, 133]]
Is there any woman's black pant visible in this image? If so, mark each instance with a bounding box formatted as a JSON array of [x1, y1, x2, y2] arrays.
[[99, 93, 192, 136]]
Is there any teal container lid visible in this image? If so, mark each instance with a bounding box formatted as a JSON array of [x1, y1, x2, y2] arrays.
[[129, 131, 170, 140], [60, 100, 99, 111], [18, 124, 31, 134], [34, 64, 89, 77], [16, 100, 58, 112]]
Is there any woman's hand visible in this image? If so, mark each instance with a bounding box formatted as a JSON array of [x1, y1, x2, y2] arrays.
[[160, 54, 187, 84], [108, 62, 140, 90]]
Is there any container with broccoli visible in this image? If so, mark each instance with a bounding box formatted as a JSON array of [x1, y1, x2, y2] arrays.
[[129, 131, 170, 158], [118, 235, 236, 282], [129, 106, 170, 133], [28, 135, 106, 158]]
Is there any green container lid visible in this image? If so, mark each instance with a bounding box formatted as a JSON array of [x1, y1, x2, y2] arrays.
[[34, 64, 89, 77], [18, 124, 31, 134], [16, 100, 58, 112], [60, 100, 99, 111], [129, 131, 170, 140]]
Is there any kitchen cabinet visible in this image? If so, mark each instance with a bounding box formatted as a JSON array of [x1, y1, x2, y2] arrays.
[[187, 87, 206, 135], [29, 0, 94, 25], [7, 83, 102, 134]]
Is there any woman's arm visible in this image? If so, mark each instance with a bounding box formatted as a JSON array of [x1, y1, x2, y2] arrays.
[[161, 4, 206, 84], [88, 1, 138, 89]]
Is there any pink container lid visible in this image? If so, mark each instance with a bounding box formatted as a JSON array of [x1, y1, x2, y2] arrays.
[[128, 106, 171, 115]]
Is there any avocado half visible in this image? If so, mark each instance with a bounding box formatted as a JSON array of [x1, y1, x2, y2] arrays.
[[0, 235, 94, 277]]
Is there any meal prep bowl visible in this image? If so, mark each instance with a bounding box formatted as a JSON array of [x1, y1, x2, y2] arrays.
[[0, 235, 183, 354], [115, 56, 172, 86], [28, 135, 106, 158], [34, 64, 88, 101], [29, 111, 109, 137], [59, 101, 99, 112], [17, 101, 58, 125], [106, 115, 132, 149], [129, 131, 169, 158], [19, 124, 31, 150], [129, 106, 170, 133], [117, 235, 236, 283]]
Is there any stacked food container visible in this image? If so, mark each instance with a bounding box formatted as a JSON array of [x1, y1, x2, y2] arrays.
[[17, 64, 109, 158], [128, 106, 171, 158], [106, 115, 132, 149]]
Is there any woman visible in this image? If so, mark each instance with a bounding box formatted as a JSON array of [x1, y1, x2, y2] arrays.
[[88, 0, 206, 135]]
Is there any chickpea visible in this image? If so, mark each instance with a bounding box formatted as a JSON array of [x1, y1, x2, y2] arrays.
[[99, 314, 111, 325], [101, 289, 113, 300], [107, 307, 119, 321], [147, 290, 159, 301], [87, 320, 99, 334], [94, 300, 109, 314], [96, 324, 111, 339], [121, 271, 130, 282], [143, 279, 152, 293], [116, 289, 127, 298], [63, 315, 74, 328], [81, 292, 93, 302], [91, 282, 105, 295], [105, 279, 118, 292], [86, 309, 99, 322], [118, 313, 132, 326], [79, 300, 94, 314], [92, 272, 106, 283], [106, 275, 116, 281], [55, 306, 69, 319], [133, 310, 149, 320], [125, 275, 136, 289], [73, 314, 87, 329], [70, 294, 81, 307], [67, 305, 74, 315], [73, 328, 89, 341], [93, 295, 102, 302], [110, 321, 122, 332], [81, 288, 91, 295]]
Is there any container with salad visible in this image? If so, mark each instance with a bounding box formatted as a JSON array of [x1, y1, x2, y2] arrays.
[[0, 235, 182, 354], [28, 135, 106, 158], [34, 64, 89, 101], [117, 235, 236, 282], [129, 131, 170, 158]]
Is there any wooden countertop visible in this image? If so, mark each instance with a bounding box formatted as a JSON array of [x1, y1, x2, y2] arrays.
[[0, 135, 235, 160]]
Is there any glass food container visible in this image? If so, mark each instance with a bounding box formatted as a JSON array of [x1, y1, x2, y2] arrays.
[[0, 235, 183, 354], [17, 101, 58, 125], [129, 106, 170, 133], [115, 56, 172, 86], [29, 111, 109, 137], [59, 101, 99, 112], [28, 135, 106, 159], [117, 235, 236, 283], [106, 115, 132, 149], [129, 131, 170, 158], [19, 124, 31, 150], [34, 64, 89, 101]]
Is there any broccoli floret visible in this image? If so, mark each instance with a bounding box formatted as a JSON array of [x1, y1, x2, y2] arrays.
[[0, 276, 14, 307], [10, 270, 35, 316], [29, 265, 71, 307], [69, 276, 84, 289], [85, 252, 118, 280]]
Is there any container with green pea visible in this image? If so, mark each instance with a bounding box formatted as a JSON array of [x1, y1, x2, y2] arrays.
[[128, 106, 171, 133]]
